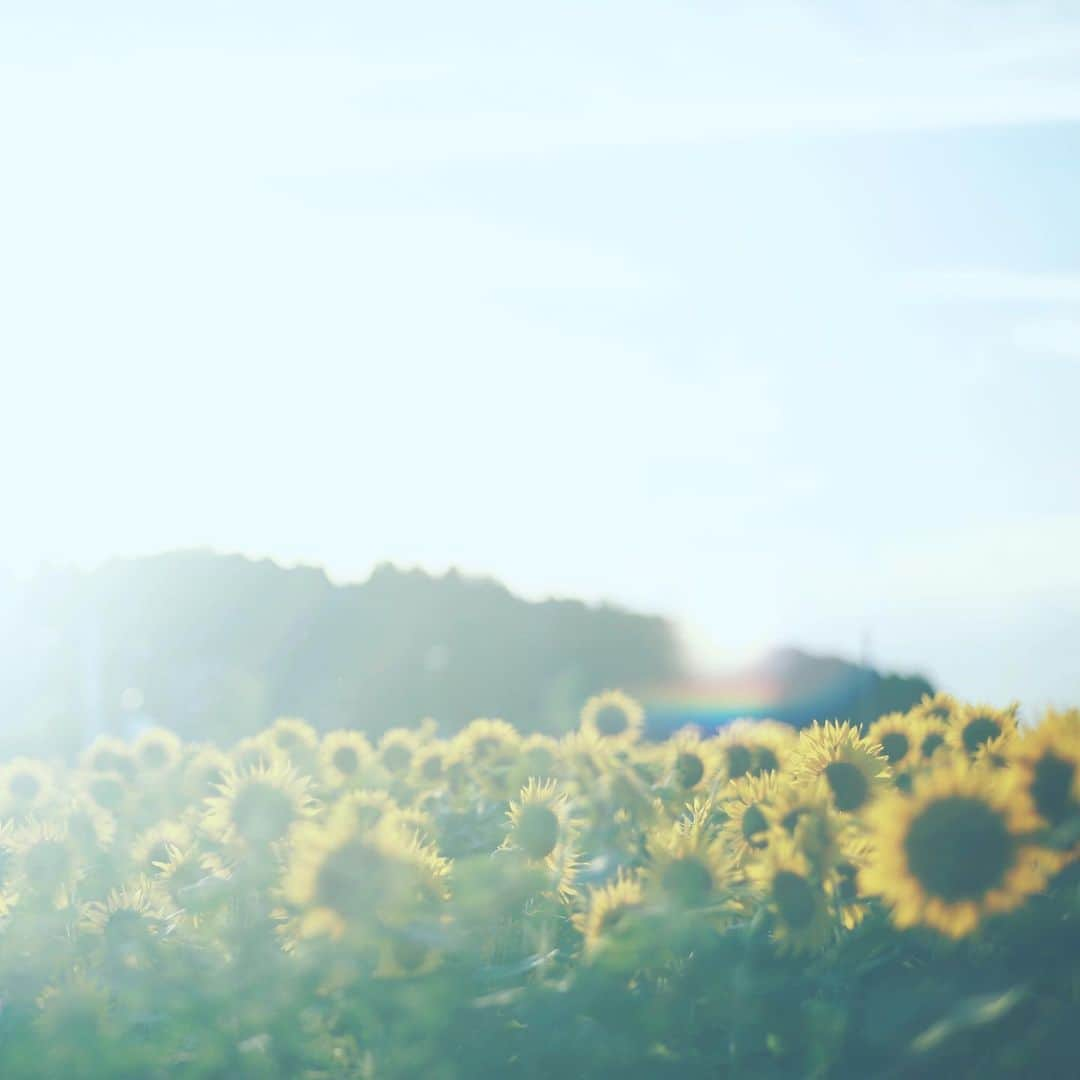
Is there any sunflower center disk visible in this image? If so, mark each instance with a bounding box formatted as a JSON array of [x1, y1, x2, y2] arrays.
[[904, 796, 1014, 901], [835, 863, 858, 904], [25, 841, 71, 890], [473, 738, 499, 759], [824, 761, 870, 812], [332, 747, 360, 776], [515, 805, 560, 860], [232, 785, 296, 845], [741, 804, 769, 848], [147, 842, 170, 867], [880, 733, 909, 765], [90, 776, 125, 810], [202, 768, 225, 792], [772, 870, 817, 929], [354, 805, 385, 829], [661, 856, 713, 906], [962, 717, 1002, 754], [594, 707, 628, 737], [1031, 754, 1075, 825], [523, 749, 554, 774], [382, 746, 412, 773], [390, 935, 431, 972], [142, 744, 168, 769], [104, 908, 149, 949], [921, 733, 946, 758], [316, 841, 385, 919], [725, 745, 752, 779], [11, 773, 41, 801], [753, 748, 780, 775], [675, 752, 705, 789], [599, 905, 629, 933]]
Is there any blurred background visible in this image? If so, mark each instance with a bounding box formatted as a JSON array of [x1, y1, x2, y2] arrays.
[[2, 2, 1078, 752]]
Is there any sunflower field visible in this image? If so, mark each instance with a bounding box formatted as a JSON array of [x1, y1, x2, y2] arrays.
[[0, 692, 1078, 1078]]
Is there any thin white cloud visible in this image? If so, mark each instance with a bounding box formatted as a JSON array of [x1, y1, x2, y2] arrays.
[[902, 271, 1080, 361], [902, 270, 1080, 304], [1013, 319, 1080, 358]]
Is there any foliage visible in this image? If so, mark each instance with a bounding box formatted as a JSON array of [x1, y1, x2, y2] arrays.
[[1, 695, 1077, 1077]]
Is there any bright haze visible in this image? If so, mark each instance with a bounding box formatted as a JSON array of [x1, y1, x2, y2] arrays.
[[3, 3, 1078, 708]]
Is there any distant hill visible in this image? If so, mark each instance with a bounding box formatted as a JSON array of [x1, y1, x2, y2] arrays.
[[643, 646, 935, 734], [0, 551, 679, 752], [0, 551, 934, 755]]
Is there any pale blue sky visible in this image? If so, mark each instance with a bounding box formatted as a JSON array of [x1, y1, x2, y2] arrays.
[[3, 2, 1079, 706]]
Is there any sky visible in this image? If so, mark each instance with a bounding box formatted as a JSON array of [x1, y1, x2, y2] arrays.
[[2, 2, 1079, 708]]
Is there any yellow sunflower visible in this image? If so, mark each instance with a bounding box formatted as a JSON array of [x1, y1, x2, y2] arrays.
[[748, 836, 833, 955], [34, 978, 111, 1052], [80, 880, 168, 965], [320, 730, 374, 789], [665, 728, 721, 795], [580, 690, 645, 748], [0, 757, 55, 818], [11, 820, 84, 907], [411, 741, 452, 787], [557, 729, 614, 787], [502, 779, 581, 903], [645, 817, 730, 912], [573, 870, 647, 960], [265, 717, 320, 763], [974, 731, 1014, 771], [81, 736, 136, 780], [501, 734, 559, 795], [767, 779, 844, 879], [540, 839, 583, 904], [131, 820, 193, 875], [504, 779, 572, 861], [912, 692, 961, 725], [152, 843, 231, 915], [377, 728, 423, 777], [453, 718, 522, 769], [867, 713, 921, 772], [678, 794, 727, 839], [328, 789, 397, 834], [62, 796, 117, 852], [386, 806, 437, 846], [826, 834, 873, 930], [203, 764, 316, 850], [791, 720, 891, 813], [374, 930, 444, 979], [949, 703, 1019, 757], [861, 761, 1046, 938], [231, 735, 286, 774], [283, 815, 449, 941], [719, 772, 782, 863], [133, 726, 182, 773], [606, 757, 661, 829], [914, 715, 951, 765], [1011, 709, 1080, 828], [518, 734, 560, 779], [746, 719, 799, 776], [709, 721, 770, 783], [182, 746, 233, 801], [81, 771, 130, 815]]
